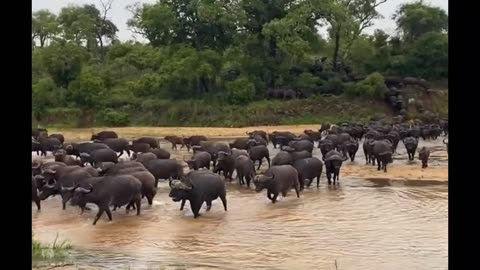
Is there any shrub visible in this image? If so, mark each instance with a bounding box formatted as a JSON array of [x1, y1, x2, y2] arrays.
[[345, 72, 387, 99], [318, 77, 345, 95], [97, 109, 130, 127], [225, 76, 256, 105]]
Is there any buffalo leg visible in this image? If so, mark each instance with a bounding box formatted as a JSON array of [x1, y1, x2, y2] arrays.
[[271, 193, 279, 203], [267, 191, 273, 200], [206, 201, 212, 211], [266, 157, 271, 168], [377, 158, 381, 171], [146, 192, 153, 205], [112, 205, 117, 211], [220, 194, 227, 211], [62, 200, 67, 210], [298, 176, 305, 190], [180, 199, 186, 210], [307, 178, 314, 187], [135, 198, 141, 216], [34, 199, 41, 211], [93, 209, 105, 225], [191, 201, 201, 218], [294, 183, 300, 198], [105, 208, 113, 221]]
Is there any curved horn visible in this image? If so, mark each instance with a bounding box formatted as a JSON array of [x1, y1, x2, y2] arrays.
[[43, 168, 55, 174], [32, 162, 41, 169], [170, 180, 192, 190], [44, 183, 56, 189], [80, 153, 90, 158], [61, 185, 75, 192], [76, 184, 93, 194], [34, 174, 45, 180], [325, 154, 344, 161]]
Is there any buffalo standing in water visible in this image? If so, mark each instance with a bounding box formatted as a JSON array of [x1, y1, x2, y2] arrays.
[[403, 137, 419, 161], [70, 175, 142, 225], [418, 147, 430, 168], [169, 171, 227, 218], [323, 150, 347, 184], [253, 165, 300, 203]]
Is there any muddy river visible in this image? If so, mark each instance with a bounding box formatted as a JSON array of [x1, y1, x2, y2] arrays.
[[32, 138, 448, 270]]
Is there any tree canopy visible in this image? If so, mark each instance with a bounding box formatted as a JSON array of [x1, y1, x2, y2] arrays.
[[32, 0, 448, 125]]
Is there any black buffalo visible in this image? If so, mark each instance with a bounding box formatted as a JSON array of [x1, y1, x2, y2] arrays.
[[169, 170, 227, 218]]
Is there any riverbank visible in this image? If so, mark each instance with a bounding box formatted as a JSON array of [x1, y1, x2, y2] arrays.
[[34, 88, 448, 128]]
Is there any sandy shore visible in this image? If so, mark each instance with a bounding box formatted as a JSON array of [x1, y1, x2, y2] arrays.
[[342, 164, 448, 182]]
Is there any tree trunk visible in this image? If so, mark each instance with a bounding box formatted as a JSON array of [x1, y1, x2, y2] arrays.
[[40, 35, 46, 48], [332, 26, 341, 71]]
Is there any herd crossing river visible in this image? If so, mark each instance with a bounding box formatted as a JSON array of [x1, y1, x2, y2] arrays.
[[32, 136, 448, 270]]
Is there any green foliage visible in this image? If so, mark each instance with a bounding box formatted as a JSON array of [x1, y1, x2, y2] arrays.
[[319, 77, 345, 95], [97, 109, 130, 127], [225, 76, 256, 105], [345, 72, 387, 99], [294, 72, 321, 90], [403, 32, 448, 79], [32, 233, 72, 262], [393, 1, 448, 42], [67, 70, 105, 109], [32, 0, 448, 127], [32, 78, 65, 121]]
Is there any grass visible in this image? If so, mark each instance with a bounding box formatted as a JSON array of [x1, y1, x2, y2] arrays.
[[34, 89, 448, 129], [32, 233, 73, 262]]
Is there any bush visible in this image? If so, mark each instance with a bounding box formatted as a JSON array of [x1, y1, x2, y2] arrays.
[[97, 109, 130, 127], [225, 76, 256, 105], [345, 72, 387, 99], [318, 77, 345, 95]]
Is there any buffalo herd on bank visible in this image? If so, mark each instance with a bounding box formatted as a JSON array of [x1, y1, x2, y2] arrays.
[[32, 119, 448, 225]]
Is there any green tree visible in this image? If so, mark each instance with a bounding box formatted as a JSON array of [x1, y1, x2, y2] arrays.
[[403, 32, 448, 79], [393, 1, 448, 43], [57, 4, 118, 52], [326, 0, 387, 69], [32, 10, 60, 48], [36, 41, 89, 88], [32, 78, 65, 121], [225, 76, 256, 104], [68, 70, 105, 110], [127, 0, 240, 50]]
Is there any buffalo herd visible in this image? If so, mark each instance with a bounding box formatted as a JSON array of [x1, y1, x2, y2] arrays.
[[32, 119, 448, 224]]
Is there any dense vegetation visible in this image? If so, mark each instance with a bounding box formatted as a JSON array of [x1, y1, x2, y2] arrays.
[[32, 0, 448, 127]]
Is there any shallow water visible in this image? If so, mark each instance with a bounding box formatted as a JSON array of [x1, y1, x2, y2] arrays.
[[32, 138, 448, 270]]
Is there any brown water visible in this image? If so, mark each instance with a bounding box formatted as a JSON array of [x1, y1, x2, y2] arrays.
[[32, 138, 448, 270]]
